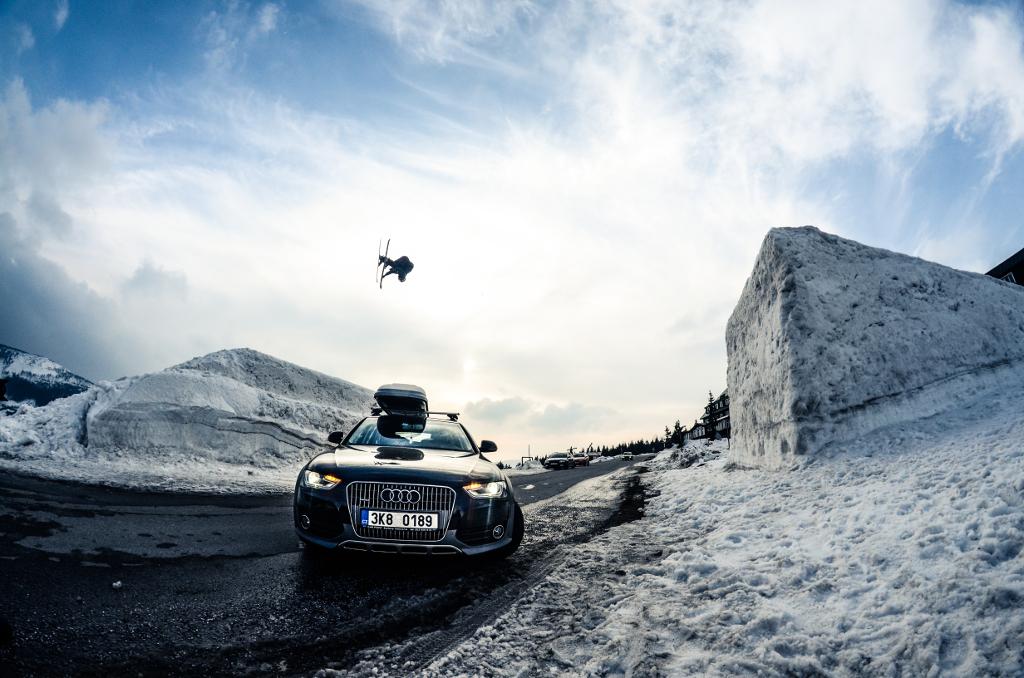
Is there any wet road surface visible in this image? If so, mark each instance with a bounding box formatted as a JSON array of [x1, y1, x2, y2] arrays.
[[0, 457, 649, 676]]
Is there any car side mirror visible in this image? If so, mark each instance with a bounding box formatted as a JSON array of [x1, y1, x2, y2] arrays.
[[480, 440, 497, 453], [327, 431, 344, 445]]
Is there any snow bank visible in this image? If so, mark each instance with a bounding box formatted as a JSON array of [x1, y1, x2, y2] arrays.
[[0, 348, 374, 492], [507, 458, 547, 476], [727, 226, 1024, 469], [651, 440, 728, 470]]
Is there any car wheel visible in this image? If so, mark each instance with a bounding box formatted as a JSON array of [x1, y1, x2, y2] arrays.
[[489, 503, 525, 560]]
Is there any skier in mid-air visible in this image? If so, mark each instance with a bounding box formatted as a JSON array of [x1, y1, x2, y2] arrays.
[[376, 239, 413, 287], [379, 254, 414, 283]]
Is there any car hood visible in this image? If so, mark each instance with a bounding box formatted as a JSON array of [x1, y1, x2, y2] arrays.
[[307, 444, 500, 484]]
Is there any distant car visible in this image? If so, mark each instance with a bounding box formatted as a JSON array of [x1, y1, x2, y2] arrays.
[[622, 452, 634, 460], [294, 384, 524, 558], [571, 452, 590, 467], [543, 452, 575, 470]]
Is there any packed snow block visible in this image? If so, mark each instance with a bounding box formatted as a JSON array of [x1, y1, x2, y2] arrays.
[[87, 348, 375, 470], [727, 226, 1024, 469]]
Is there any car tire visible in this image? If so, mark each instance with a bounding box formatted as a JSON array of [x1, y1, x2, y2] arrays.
[[489, 503, 524, 560]]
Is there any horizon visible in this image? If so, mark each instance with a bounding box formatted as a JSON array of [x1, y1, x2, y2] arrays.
[[3, 0, 1024, 458]]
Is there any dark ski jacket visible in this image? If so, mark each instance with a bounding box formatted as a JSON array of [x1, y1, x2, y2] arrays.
[[391, 256, 414, 281]]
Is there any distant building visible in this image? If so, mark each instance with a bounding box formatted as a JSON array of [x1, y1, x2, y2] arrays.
[[987, 247, 1024, 286], [686, 421, 705, 441], [679, 389, 731, 442], [701, 390, 730, 440]]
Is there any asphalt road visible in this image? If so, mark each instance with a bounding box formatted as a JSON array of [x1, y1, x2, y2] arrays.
[[0, 457, 648, 676]]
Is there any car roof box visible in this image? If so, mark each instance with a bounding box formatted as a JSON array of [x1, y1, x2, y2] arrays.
[[374, 383, 428, 417]]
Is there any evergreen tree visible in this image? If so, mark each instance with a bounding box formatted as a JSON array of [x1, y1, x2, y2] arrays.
[[670, 420, 684, 446]]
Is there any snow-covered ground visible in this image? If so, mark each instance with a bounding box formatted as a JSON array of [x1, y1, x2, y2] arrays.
[[0, 348, 373, 493], [408, 383, 1023, 676]]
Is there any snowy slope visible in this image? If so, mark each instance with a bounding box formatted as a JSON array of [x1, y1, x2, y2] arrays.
[[0, 344, 93, 406], [727, 226, 1024, 469], [0, 348, 374, 492]]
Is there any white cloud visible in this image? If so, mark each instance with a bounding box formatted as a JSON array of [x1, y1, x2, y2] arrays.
[[201, 1, 282, 73], [465, 397, 532, 423], [0, 79, 110, 243], [533, 402, 619, 434], [256, 4, 280, 35], [351, 0, 535, 64], [465, 396, 619, 436], [55, 0, 70, 32], [121, 260, 188, 301], [16, 23, 34, 53], [201, 12, 240, 72], [357, 0, 1024, 165], [26, 190, 73, 238], [942, 9, 1024, 173]]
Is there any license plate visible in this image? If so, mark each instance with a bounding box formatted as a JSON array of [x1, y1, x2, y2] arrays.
[[361, 509, 438, 530]]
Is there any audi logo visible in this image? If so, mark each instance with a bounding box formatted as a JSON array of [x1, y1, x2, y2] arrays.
[[380, 488, 421, 504]]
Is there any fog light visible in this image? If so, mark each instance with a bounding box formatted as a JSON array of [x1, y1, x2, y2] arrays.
[[492, 524, 505, 539], [300, 514, 311, 530]]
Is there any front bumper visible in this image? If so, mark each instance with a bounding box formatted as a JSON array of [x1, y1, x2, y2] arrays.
[[294, 483, 516, 556]]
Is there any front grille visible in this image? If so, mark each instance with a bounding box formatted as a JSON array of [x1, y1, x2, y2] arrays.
[[347, 481, 456, 542]]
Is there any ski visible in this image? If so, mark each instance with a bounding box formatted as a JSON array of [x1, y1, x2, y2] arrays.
[[376, 238, 390, 287]]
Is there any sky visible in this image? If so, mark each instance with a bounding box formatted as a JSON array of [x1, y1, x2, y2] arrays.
[[1, 0, 1023, 461]]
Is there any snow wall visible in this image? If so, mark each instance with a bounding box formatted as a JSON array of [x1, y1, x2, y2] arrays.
[[726, 226, 1024, 469], [87, 348, 374, 471]]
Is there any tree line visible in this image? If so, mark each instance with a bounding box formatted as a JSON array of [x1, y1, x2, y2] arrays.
[[530, 419, 689, 462], [590, 418, 688, 456]]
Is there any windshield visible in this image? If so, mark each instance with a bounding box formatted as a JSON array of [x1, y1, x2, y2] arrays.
[[347, 417, 475, 453]]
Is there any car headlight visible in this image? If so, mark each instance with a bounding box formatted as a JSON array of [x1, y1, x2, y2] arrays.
[[464, 480, 507, 498], [304, 470, 341, 489]]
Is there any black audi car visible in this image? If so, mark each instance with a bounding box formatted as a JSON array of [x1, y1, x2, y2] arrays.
[[294, 384, 524, 558]]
